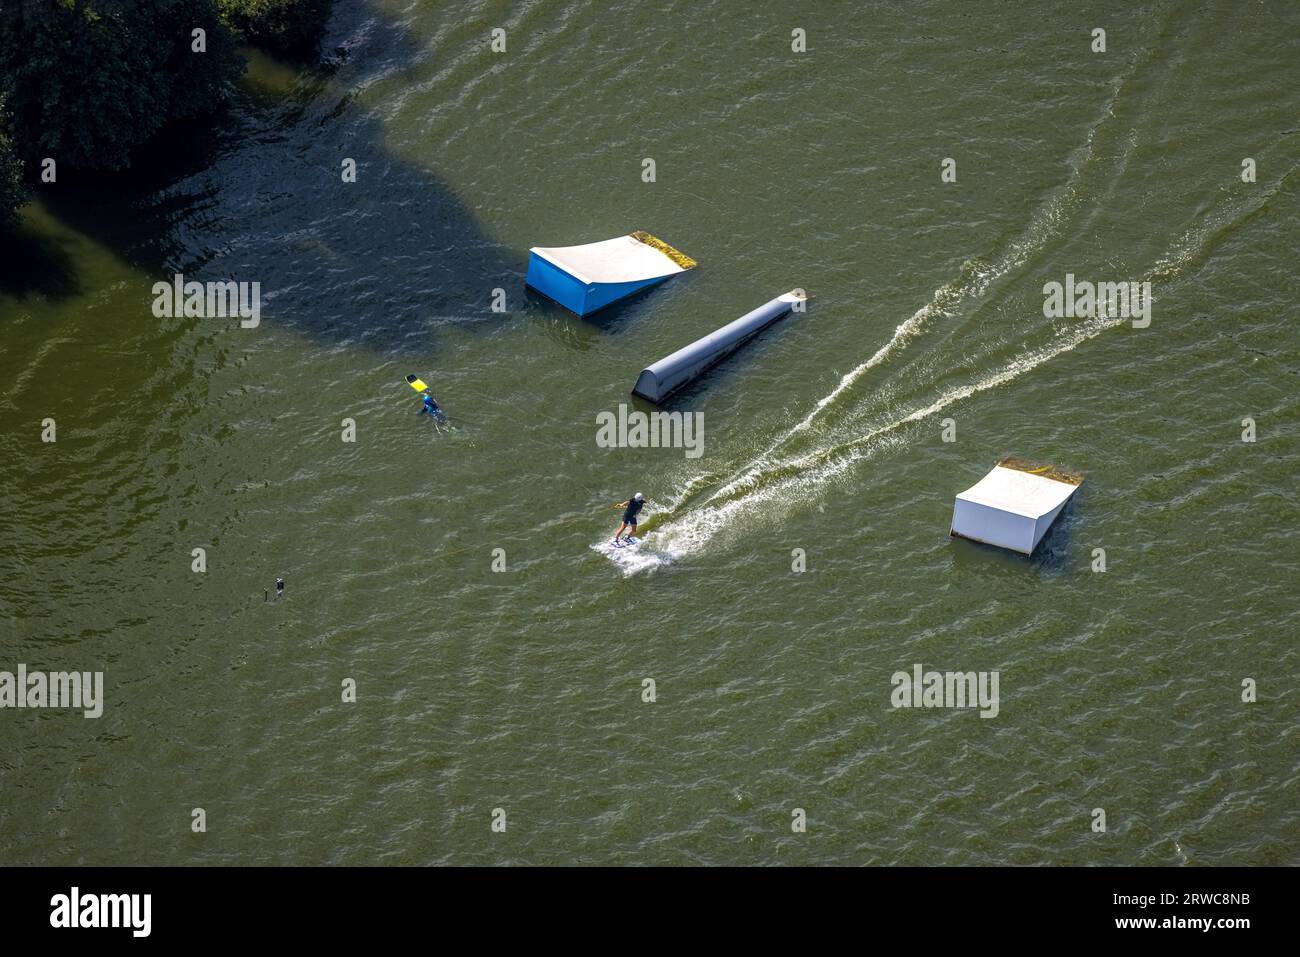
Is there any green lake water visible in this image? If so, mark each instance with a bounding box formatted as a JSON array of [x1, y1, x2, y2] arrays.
[[1, 0, 1297, 864]]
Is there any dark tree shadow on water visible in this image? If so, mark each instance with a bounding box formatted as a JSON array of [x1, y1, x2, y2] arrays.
[[0, 221, 81, 300], [30, 116, 229, 276], [16, 2, 531, 359]]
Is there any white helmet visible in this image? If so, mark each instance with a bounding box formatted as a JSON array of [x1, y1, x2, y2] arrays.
[[634, 492, 644, 501]]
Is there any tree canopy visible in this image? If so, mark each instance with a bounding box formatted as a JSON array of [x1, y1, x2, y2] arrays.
[[0, 0, 240, 171], [0, 0, 335, 224]]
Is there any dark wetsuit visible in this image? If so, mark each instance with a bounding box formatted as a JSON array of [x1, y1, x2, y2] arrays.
[[420, 394, 446, 422], [622, 497, 644, 526]]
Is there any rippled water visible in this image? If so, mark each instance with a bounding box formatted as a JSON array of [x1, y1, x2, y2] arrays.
[[1, 0, 1298, 865]]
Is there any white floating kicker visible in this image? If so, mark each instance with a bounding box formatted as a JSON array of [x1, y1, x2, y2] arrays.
[[950, 459, 1084, 555]]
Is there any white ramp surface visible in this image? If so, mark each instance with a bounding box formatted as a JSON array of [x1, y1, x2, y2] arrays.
[[531, 234, 691, 285], [950, 462, 1082, 555]]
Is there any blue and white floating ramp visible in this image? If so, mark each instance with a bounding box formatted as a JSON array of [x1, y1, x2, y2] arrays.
[[526, 231, 697, 317]]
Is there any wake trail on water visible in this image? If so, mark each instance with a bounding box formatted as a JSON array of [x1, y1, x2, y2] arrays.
[[621, 183, 1265, 577], [659, 43, 1149, 521], [650, 314, 1123, 563], [593, 31, 1276, 575]]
